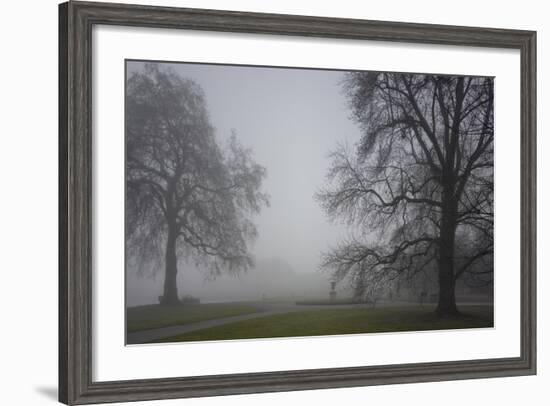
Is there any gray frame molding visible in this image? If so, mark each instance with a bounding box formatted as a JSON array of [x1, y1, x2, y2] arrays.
[[59, 1, 536, 404]]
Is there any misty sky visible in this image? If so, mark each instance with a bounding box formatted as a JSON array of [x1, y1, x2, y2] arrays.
[[126, 60, 363, 305]]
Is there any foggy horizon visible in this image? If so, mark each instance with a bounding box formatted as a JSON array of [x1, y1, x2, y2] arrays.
[[126, 60, 363, 306], [125, 59, 494, 345]]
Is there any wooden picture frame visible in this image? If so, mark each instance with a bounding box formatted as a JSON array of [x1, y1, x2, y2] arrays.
[[59, 1, 536, 404]]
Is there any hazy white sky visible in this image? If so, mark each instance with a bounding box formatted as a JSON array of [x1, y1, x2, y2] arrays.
[[127, 60, 363, 305]]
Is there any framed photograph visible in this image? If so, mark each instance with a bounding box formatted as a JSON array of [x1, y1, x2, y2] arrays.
[[59, 1, 536, 404]]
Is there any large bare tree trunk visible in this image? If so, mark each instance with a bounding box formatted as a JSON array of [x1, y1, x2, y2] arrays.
[[437, 186, 459, 316], [161, 222, 180, 305]]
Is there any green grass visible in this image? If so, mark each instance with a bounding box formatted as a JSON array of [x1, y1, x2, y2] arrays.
[[127, 303, 260, 333], [153, 305, 493, 343]]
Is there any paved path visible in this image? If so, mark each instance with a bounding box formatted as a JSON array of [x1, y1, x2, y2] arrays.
[[126, 302, 372, 344], [126, 301, 490, 344]]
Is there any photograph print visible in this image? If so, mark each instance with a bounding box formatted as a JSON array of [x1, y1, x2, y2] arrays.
[[125, 60, 494, 345]]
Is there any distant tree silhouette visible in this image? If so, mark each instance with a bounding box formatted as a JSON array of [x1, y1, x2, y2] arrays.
[[126, 64, 269, 305], [317, 72, 493, 316]]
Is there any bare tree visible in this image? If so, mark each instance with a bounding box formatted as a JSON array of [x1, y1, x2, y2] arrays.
[[317, 72, 493, 316], [126, 64, 269, 305]]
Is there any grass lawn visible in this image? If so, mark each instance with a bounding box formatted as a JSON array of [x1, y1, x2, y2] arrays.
[[127, 303, 260, 332], [153, 304, 493, 343]]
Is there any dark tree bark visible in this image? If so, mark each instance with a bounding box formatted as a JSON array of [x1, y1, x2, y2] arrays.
[[437, 187, 458, 315], [161, 221, 180, 305]]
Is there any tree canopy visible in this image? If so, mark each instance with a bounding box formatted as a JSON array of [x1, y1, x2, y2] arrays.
[[317, 72, 494, 314], [126, 64, 269, 304]]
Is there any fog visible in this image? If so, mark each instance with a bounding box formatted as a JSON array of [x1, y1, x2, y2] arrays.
[[126, 61, 362, 306]]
